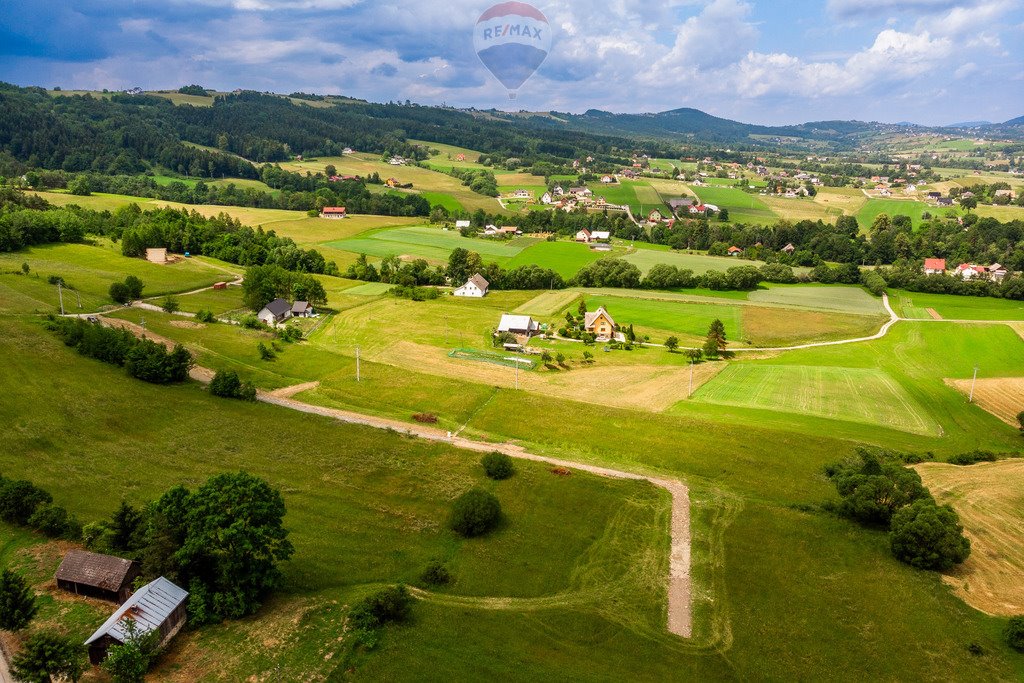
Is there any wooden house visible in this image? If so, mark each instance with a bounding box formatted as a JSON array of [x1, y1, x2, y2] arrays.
[[85, 577, 188, 665], [56, 550, 140, 603]]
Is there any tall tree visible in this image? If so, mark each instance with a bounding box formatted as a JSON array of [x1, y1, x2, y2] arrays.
[[0, 568, 37, 631], [10, 631, 86, 683]]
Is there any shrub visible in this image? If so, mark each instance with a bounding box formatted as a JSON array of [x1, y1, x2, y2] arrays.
[[257, 341, 275, 360], [123, 275, 144, 299], [1018, 411, 1024, 432], [47, 274, 65, 286], [448, 488, 502, 537], [947, 450, 997, 466], [279, 325, 302, 342], [124, 340, 192, 383], [161, 296, 180, 313], [28, 504, 81, 539], [493, 331, 517, 348], [209, 370, 256, 401], [349, 585, 414, 631], [239, 314, 263, 329], [1005, 615, 1024, 652], [0, 569, 37, 631], [109, 281, 132, 304], [194, 309, 216, 323], [419, 560, 451, 586], [0, 478, 53, 525], [481, 451, 515, 480], [890, 499, 971, 570], [412, 413, 438, 424]]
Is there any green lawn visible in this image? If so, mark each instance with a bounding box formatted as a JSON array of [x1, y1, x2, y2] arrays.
[[856, 199, 953, 230], [504, 240, 607, 278], [747, 284, 885, 315], [328, 226, 524, 264], [691, 186, 778, 224], [892, 289, 1024, 320], [622, 245, 766, 275], [420, 191, 464, 212], [0, 242, 232, 313], [693, 364, 940, 435], [584, 294, 742, 341]]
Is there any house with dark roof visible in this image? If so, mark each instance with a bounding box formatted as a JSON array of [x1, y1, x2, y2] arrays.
[[454, 273, 489, 298], [85, 577, 188, 665], [291, 301, 314, 318], [258, 298, 292, 325], [56, 550, 140, 603]]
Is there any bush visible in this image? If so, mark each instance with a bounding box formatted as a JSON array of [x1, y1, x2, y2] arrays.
[[1018, 411, 1024, 432], [825, 450, 931, 527], [124, 340, 192, 383], [419, 560, 451, 586], [448, 488, 502, 537], [493, 331, 517, 348], [481, 452, 515, 480], [947, 450, 997, 466], [239, 314, 263, 329], [0, 568, 37, 631], [209, 370, 256, 401], [890, 499, 971, 570], [349, 585, 414, 631], [161, 296, 180, 313], [123, 275, 144, 299], [109, 281, 132, 304], [195, 309, 215, 323], [0, 478, 53, 525], [28, 504, 81, 539], [257, 341, 275, 360], [1005, 615, 1024, 652]]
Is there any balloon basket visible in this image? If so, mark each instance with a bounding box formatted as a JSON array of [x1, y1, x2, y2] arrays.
[[507, 91, 517, 101]]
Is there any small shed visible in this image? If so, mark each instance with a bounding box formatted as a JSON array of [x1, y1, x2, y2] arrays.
[[56, 550, 140, 603], [497, 314, 539, 336], [212, 282, 228, 290], [291, 300, 313, 317], [85, 576, 188, 665], [145, 248, 168, 264]]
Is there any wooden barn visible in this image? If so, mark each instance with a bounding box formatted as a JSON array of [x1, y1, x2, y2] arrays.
[[85, 576, 188, 665], [55, 550, 140, 603]]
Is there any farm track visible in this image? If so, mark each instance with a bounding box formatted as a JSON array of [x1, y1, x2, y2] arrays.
[[89, 315, 695, 639]]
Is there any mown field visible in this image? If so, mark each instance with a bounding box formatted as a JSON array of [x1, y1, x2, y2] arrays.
[[504, 240, 608, 278], [583, 293, 743, 341], [622, 245, 769, 275], [892, 290, 1024, 320], [856, 198, 944, 229], [747, 284, 885, 315], [689, 186, 779, 224], [328, 226, 524, 265]]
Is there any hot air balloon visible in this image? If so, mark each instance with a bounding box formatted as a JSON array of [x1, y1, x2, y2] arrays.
[[473, 2, 551, 99]]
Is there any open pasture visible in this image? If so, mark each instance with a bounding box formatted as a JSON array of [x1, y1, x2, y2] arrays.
[[915, 460, 1024, 616], [0, 242, 229, 313], [747, 284, 885, 315], [504, 240, 607, 278], [760, 195, 840, 222], [513, 290, 581, 316], [328, 226, 524, 264], [622, 245, 768, 275], [892, 290, 1024, 320], [692, 364, 940, 435], [813, 187, 867, 217], [583, 294, 742, 341], [856, 199, 940, 229], [690, 186, 778, 224]]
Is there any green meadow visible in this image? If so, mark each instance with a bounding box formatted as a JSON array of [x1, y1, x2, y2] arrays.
[[690, 185, 779, 224], [622, 245, 767, 275], [856, 199, 949, 230], [328, 226, 525, 264], [583, 293, 743, 341], [892, 289, 1024, 320], [505, 240, 607, 278]]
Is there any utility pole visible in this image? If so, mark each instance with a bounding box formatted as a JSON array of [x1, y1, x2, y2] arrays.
[[356, 346, 361, 382], [969, 366, 979, 403], [57, 282, 65, 315]]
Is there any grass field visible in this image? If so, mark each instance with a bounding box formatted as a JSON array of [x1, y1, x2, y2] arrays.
[[945, 377, 1024, 426], [856, 199, 944, 230], [504, 240, 607, 278], [916, 460, 1024, 616], [693, 364, 940, 435], [814, 187, 868, 217], [328, 226, 524, 264], [690, 186, 778, 224], [0, 242, 231, 313], [622, 245, 768, 275], [419, 191, 464, 212], [583, 294, 743, 341], [892, 290, 1024, 320], [747, 284, 885, 315]]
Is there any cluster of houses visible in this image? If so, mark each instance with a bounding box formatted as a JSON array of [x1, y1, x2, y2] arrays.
[[495, 305, 621, 343], [257, 298, 315, 325], [922, 258, 1008, 282], [54, 549, 188, 666], [540, 185, 626, 212]]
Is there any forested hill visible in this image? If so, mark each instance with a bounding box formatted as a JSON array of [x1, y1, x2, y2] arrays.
[[0, 83, 644, 177]]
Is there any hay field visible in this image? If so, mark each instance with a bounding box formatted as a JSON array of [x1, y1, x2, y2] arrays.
[[915, 460, 1024, 616], [328, 226, 524, 264], [514, 290, 581, 316], [747, 285, 885, 315], [813, 187, 867, 217], [760, 196, 840, 222], [946, 377, 1024, 426]]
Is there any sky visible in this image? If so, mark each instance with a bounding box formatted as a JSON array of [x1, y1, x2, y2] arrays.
[[1, 0, 1022, 126]]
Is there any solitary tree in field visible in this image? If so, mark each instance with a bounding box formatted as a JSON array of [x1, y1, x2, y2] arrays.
[[704, 319, 729, 358], [1017, 411, 1024, 433], [960, 196, 978, 212], [0, 569, 37, 631], [324, 164, 337, 177], [664, 336, 679, 352]]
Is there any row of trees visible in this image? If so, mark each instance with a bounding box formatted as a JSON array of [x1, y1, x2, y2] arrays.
[[241, 263, 328, 311]]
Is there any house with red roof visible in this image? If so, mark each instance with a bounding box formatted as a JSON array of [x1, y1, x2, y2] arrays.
[[727, 246, 743, 256], [923, 258, 946, 275], [320, 206, 347, 219]]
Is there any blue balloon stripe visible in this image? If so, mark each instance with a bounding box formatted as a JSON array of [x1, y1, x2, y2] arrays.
[[477, 43, 548, 90]]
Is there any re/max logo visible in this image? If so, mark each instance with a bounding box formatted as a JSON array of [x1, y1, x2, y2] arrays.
[[482, 24, 543, 40]]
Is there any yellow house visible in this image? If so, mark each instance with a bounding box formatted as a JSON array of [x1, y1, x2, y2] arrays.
[[584, 306, 616, 340]]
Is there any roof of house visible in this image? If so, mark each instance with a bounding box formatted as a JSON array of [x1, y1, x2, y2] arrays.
[[455, 220, 471, 228], [668, 199, 690, 209], [292, 301, 311, 313], [584, 306, 615, 329], [782, 243, 795, 251], [321, 206, 346, 213], [86, 577, 188, 646], [263, 298, 291, 316], [55, 550, 136, 592], [924, 258, 947, 270], [576, 228, 591, 236], [590, 231, 610, 239], [497, 314, 537, 332], [728, 246, 743, 253], [467, 273, 489, 290]]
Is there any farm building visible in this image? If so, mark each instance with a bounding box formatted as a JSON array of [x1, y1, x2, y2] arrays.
[[781, 243, 796, 254], [55, 550, 140, 603], [213, 282, 228, 290], [292, 301, 314, 317], [600, 175, 615, 183], [584, 307, 617, 341], [455, 220, 471, 229], [923, 258, 947, 275], [688, 204, 708, 214], [648, 210, 663, 222], [728, 246, 743, 256], [258, 298, 292, 325], [497, 314, 540, 337], [85, 577, 188, 665], [590, 230, 611, 241], [320, 206, 347, 219], [937, 197, 954, 206], [145, 248, 168, 264], [575, 229, 592, 243], [454, 273, 489, 298]]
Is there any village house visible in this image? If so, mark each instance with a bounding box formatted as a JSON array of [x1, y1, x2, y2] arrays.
[[454, 273, 489, 298], [728, 246, 743, 256], [600, 175, 615, 184], [342, 147, 354, 154], [927, 191, 942, 199], [569, 186, 593, 197], [584, 306, 616, 341], [937, 197, 954, 206], [86, 577, 188, 665], [498, 226, 521, 235], [552, 186, 565, 196], [258, 298, 293, 325], [497, 314, 539, 337], [145, 248, 168, 264], [923, 258, 947, 275], [56, 550, 140, 603], [511, 189, 532, 199], [648, 210, 663, 222], [590, 230, 611, 242], [689, 204, 708, 215], [575, 228, 592, 243], [540, 192, 553, 204], [320, 206, 347, 219], [782, 243, 796, 255], [291, 301, 314, 318], [385, 177, 400, 188], [455, 153, 466, 162], [454, 220, 471, 229]]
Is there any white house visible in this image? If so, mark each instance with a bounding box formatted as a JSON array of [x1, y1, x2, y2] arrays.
[[455, 220, 471, 229], [576, 229, 592, 243], [590, 230, 611, 241], [291, 301, 314, 318], [600, 175, 615, 184], [540, 192, 553, 204], [511, 189, 532, 199], [497, 314, 539, 336], [258, 298, 292, 326], [320, 206, 347, 219], [454, 273, 489, 298]]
